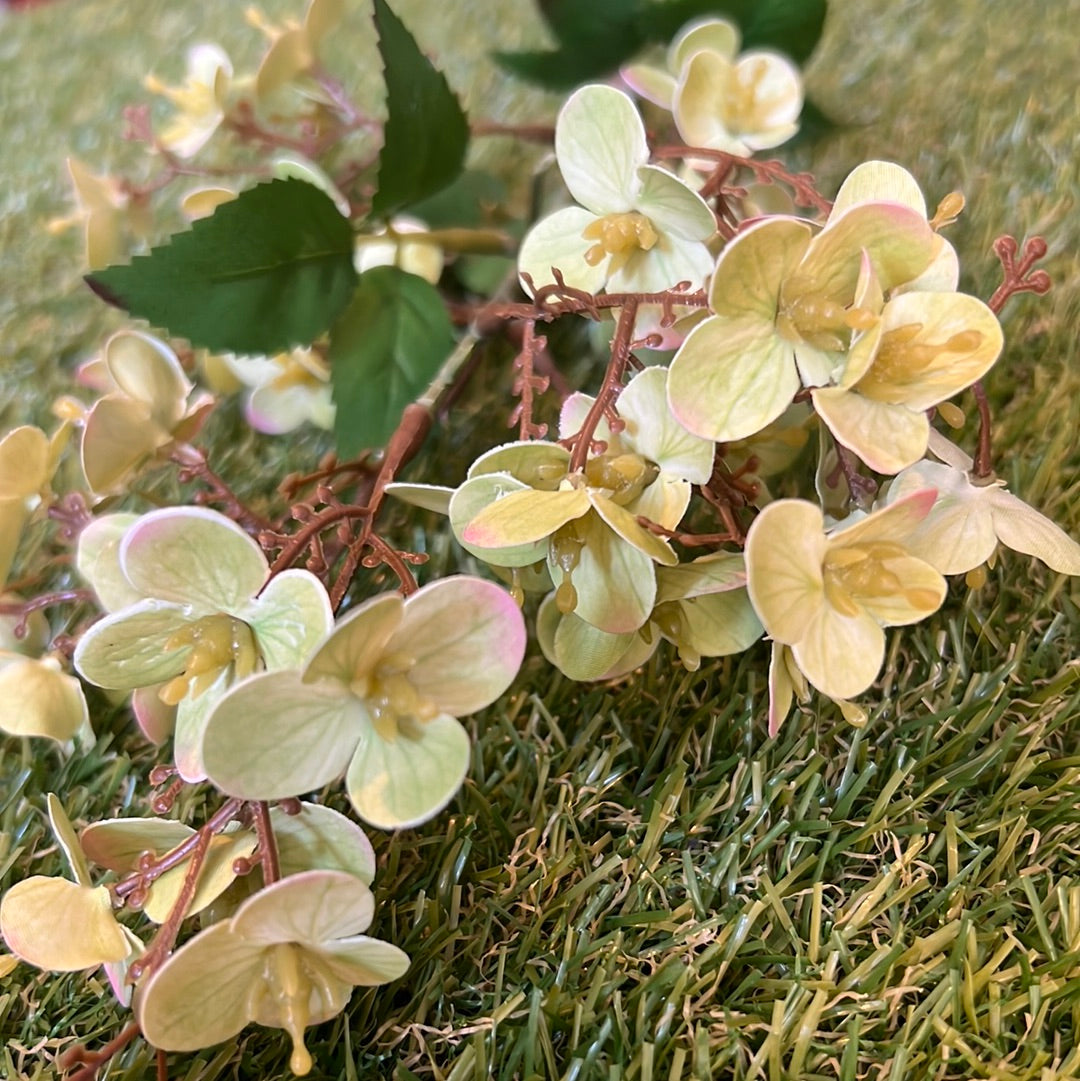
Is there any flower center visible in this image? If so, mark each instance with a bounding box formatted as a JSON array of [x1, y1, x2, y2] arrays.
[[822, 541, 939, 617], [855, 322, 984, 403], [260, 943, 315, 1076], [351, 651, 439, 741], [269, 350, 328, 393], [549, 522, 586, 615], [583, 451, 659, 505], [158, 614, 258, 706], [724, 56, 773, 130], [776, 290, 878, 352], [582, 212, 659, 268]]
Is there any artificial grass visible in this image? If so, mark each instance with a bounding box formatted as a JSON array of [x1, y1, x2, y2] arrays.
[[3, 0, 1080, 1079]]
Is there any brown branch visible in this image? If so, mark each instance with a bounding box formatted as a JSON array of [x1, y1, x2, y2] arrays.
[[60, 1021, 141, 1081], [508, 320, 550, 440], [252, 801, 280, 887], [171, 444, 275, 536]]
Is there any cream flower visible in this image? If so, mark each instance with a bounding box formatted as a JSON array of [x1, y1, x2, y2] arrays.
[[249, 0, 345, 103], [146, 44, 233, 159], [354, 216, 444, 285], [745, 491, 947, 700], [0, 426, 53, 587], [517, 84, 715, 296], [222, 348, 335, 435]]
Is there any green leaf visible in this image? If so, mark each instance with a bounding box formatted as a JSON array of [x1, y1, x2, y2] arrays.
[[329, 266, 453, 455], [371, 0, 469, 216], [86, 178, 357, 354]]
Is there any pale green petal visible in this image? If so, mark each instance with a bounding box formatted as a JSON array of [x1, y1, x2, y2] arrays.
[[201, 670, 362, 800], [271, 802, 376, 884], [0, 426, 49, 498], [104, 331, 190, 427], [450, 475, 550, 567], [518, 206, 608, 293], [346, 713, 470, 829], [792, 602, 886, 700], [313, 936, 411, 986], [74, 600, 192, 690], [899, 238, 959, 293], [671, 18, 739, 68], [655, 552, 746, 603], [768, 642, 795, 738], [557, 512, 656, 633], [463, 486, 591, 549], [304, 593, 403, 686], [467, 441, 571, 486], [795, 203, 935, 302], [555, 84, 644, 214], [607, 229, 714, 294], [173, 666, 232, 781], [245, 569, 333, 670], [619, 63, 676, 108], [635, 165, 715, 240], [47, 793, 92, 887], [991, 491, 1080, 574], [80, 817, 195, 871], [138, 922, 262, 1051], [81, 395, 162, 493], [0, 878, 128, 971], [75, 514, 142, 611], [589, 493, 677, 565], [0, 501, 28, 588], [667, 313, 800, 441], [831, 161, 927, 219], [616, 365, 714, 482], [0, 657, 88, 742], [537, 594, 638, 681], [559, 393, 613, 448], [388, 577, 526, 715], [144, 827, 257, 923], [811, 387, 930, 474], [709, 217, 812, 316], [232, 870, 374, 945], [630, 476, 691, 532], [120, 507, 268, 613], [383, 482, 453, 515], [744, 500, 827, 643], [671, 587, 763, 656]]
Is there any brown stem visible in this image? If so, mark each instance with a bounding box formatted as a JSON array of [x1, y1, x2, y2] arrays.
[[971, 381, 995, 479], [568, 299, 639, 474], [508, 320, 550, 440], [252, 801, 280, 887], [60, 1021, 141, 1081], [172, 445, 275, 536]]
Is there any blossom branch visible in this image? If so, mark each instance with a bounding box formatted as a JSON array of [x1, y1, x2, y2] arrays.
[[171, 444, 275, 535], [60, 1021, 142, 1081], [508, 320, 550, 440]]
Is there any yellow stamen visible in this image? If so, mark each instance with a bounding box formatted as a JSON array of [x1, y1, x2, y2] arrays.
[[581, 212, 659, 269], [157, 614, 257, 706], [583, 452, 659, 505], [930, 191, 965, 231]]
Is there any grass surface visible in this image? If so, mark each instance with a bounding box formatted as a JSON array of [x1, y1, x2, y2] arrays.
[[3, 0, 1080, 1078]]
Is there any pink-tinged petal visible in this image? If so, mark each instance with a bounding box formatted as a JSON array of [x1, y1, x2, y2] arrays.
[[828, 488, 937, 548], [744, 499, 827, 643], [791, 603, 886, 700], [104, 331, 191, 427], [450, 475, 550, 568], [556, 512, 656, 634], [616, 366, 714, 482], [304, 592, 403, 686], [708, 216, 811, 316], [137, 922, 262, 1051], [811, 387, 930, 475], [668, 313, 800, 442], [74, 600, 193, 690], [81, 395, 162, 494], [103, 928, 144, 1007], [120, 507, 268, 612], [518, 207, 607, 294], [537, 595, 640, 681], [0, 657, 88, 743], [607, 230, 714, 294], [390, 576, 526, 715], [887, 460, 997, 574], [0, 426, 49, 499], [620, 63, 676, 109], [247, 382, 334, 434], [132, 685, 177, 744], [831, 161, 928, 220], [671, 18, 740, 68], [75, 514, 142, 611], [589, 493, 678, 565], [1, 878, 128, 971], [991, 491, 1080, 574], [635, 165, 716, 241], [556, 85, 645, 214], [200, 670, 362, 800], [463, 486, 591, 550], [346, 713, 470, 829], [245, 569, 333, 671], [796, 203, 935, 304], [233, 870, 374, 945]]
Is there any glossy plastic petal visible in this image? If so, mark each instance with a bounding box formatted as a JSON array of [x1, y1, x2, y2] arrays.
[[303, 593, 403, 686], [245, 569, 333, 671], [463, 486, 590, 550], [450, 475, 549, 567], [518, 206, 606, 294], [271, 802, 376, 884], [232, 870, 374, 944], [74, 600, 192, 690]]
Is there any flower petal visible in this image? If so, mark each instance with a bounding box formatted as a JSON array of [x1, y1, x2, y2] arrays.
[[620, 63, 676, 109], [450, 475, 551, 567], [710, 216, 812, 315], [792, 603, 886, 700], [173, 666, 232, 782], [76, 514, 142, 611], [74, 600, 193, 690], [656, 552, 746, 603], [811, 386, 930, 474], [120, 507, 268, 613], [671, 587, 762, 656], [346, 713, 470, 829], [467, 440, 572, 485], [244, 569, 333, 670], [671, 18, 739, 68], [540, 599, 639, 681], [0, 426, 49, 499], [854, 553, 945, 626], [104, 331, 191, 426], [831, 161, 927, 219], [388, 577, 526, 715], [518, 206, 607, 293], [304, 593, 403, 686], [200, 670, 362, 800], [463, 486, 591, 550], [589, 493, 677, 565], [81, 395, 162, 494], [555, 85, 645, 214], [383, 482, 453, 515], [232, 870, 375, 944], [607, 230, 714, 294], [81, 818, 195, 872], [0, 657, 88, 742], [991, 491, 1080, 574], [271, 802, 376, 884], [635, 164, 715, 241], [667, 313, 800, 441], [313, 936, 411, 986]]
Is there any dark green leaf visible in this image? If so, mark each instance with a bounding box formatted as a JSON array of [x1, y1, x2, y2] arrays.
[[407, 170, 508, 230], [86, 178, 356, 355], [740, 0, 827, 63], [329, 266, 454, 455], [371, 0, 469, 217]]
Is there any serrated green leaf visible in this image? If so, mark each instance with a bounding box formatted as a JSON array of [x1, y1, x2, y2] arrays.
[[371, 0, 469, 216], [329, 266, 453, 455], [86, 178, 357, 354]]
